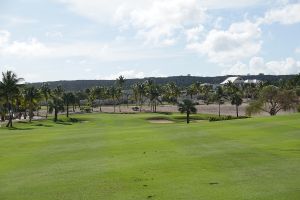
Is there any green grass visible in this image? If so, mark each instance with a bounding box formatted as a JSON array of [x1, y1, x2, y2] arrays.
[[0, 113, 299, 200]]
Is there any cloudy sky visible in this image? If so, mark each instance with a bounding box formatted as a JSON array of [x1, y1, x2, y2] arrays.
[[0, 0, 300, 82]]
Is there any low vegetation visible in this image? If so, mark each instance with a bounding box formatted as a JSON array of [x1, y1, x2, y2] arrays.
[[1, 71, 299, 127]]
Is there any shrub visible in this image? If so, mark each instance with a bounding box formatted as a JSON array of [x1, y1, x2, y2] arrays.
[[208, 115, 249, 122], [80, 106, 92, 113]]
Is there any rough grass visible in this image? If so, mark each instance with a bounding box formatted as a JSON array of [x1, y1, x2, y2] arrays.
[[0, 113, 299, 200]]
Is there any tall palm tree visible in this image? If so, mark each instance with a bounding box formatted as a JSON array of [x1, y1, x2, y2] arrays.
[[40, 83, 51, 118], [49, 86, 64, 122], [116, 76, 125, 112], [215, 86, 225, 117], [178, 99, 197, 124], [94, 86, 105, 112], [145, 80, 161, 112], [225, 82, 243, 117], [164, 82, 180, 104], [63, 92, 75, 117], [24, 86, 42, 122], [109, 86, 118, 112], [0, 71, 23, 127], [137, 82, 146, 112]]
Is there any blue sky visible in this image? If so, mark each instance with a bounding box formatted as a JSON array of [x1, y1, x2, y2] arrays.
[[0, 0, 300, 82]]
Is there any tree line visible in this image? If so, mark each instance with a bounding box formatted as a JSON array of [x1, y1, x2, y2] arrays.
[[1, 71, 299, 127]]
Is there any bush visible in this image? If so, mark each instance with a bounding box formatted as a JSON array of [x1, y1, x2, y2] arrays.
[[80, 106, 92, 113], [208, 115, 249, 122], [297, 105, 300, 113]]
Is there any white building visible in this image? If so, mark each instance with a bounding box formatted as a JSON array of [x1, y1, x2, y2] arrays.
[[220, 76, 244, 85]]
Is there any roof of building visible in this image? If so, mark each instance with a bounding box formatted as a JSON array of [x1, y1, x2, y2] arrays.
[[220, 76, 244, 85]]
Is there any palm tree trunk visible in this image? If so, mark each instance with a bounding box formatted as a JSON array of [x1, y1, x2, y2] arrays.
[[113, 98, 116, 113], [54, 109, 58, 122], [218, 103, 221, 117], [46, 102, 49, 119], [6, 101, 13, 128], [66, 104, 69, 118], [187, 111, 190, 124], [236, 105, 239, 117]]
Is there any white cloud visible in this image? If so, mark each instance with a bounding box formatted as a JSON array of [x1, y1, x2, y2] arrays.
[[187, 21, 262, 64], [0, 30, 10, 46], [259, 3, 300, 25], [185, 25, 204, 42], [117, 0, 207, 46], [45, 31, 63, 38], [0, 30, 181, 61], [296, 48, 300, 54], [0, 30, 50, 57], [224, 57, 300, 75], [3, 38, 51, 57]]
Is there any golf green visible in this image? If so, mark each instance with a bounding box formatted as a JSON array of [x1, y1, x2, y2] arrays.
[[0, 113, 299, 200]]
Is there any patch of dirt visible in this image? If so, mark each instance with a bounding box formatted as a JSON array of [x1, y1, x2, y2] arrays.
[[148, 120, 174, 124]]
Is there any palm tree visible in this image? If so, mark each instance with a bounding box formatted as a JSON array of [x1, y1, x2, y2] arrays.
[[88, 88, 97, 112], [94, 86, 105, 112], [215, 86, 225, 117], [109, 86, 118, 112], [24, 86, 41, 122], [178, 99, 197, 124], [116, 76, 125, 112], [225, 82, 243, 117], [164, 82, 180, 104], [63, 92, 75, 117], [135, 82, 146, 112], [49, 86, 64, 122], [40, 83, 51, 118], [231, 93, 243, 117], [145, 80, 161, 112], [0, 71, 23, 127]]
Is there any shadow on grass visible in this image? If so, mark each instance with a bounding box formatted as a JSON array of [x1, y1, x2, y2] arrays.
[[6, 127, 34, 131], [32, 123, 53, 127], [55, 122, 73, 125]]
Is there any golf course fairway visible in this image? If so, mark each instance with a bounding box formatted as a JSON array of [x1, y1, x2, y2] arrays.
[[0, 113, 299, 200]]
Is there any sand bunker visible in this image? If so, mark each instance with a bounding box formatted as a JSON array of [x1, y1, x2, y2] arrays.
[[148, 119, 174, 124]]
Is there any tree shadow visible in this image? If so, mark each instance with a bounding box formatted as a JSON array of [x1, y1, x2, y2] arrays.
[[6, 127, 34, 131], [55, 122, 73, 125], [32, 123, 53, 127]]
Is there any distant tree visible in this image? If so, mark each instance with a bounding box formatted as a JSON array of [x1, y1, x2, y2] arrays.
[[40, 83, 51, 118], [74, 91, 86, 109], [49, 86, 64, 122], [145, 80, 161, 112], [163, 82, 180, 104], [24, 86, 41, 122], [63, 92, 75, 117], [93, 86, 106, 112], [225, 82, 243, 117], [246, 85, 299, 116], [109, 86, 118, 113], [88, 88, 97, 111], [214, 86, 225, 117], [200, 84, 213, 104], [137, 82, 146, 112], [0, 71, 23, 127], [116, 76, 125, 112], [178, 99, 197, 124]]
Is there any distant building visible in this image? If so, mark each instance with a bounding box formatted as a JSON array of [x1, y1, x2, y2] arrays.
[[220, 76, 244, 85]]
